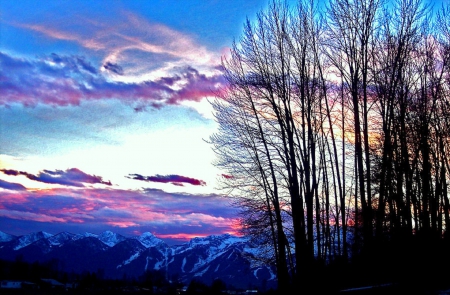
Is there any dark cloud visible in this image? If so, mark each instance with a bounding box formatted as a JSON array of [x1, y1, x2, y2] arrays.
[[0, 52, 225, 109], [0, 179, 27, 191], [103, 62, 124, 75], [0, 168, 112, 187], [127, 173, 206, 186], [1, 169, 22, 176]]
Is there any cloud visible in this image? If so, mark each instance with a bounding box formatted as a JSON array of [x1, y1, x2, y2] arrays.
[[0, 186, 239, 241], [221, 174, 233, 179], [127, 173, 206, 186], [0, 52, 225, 109], [0, 168, 112, 187], [103, 62, 124, 75], [0, 209, 67, 223], [46, 53, 98, 74], [17, 11, 218, 66], [106, 221, 139, 228], [3, 10, 227, 111], [0, 179, 27, 191], [157, 233, 207, 240]]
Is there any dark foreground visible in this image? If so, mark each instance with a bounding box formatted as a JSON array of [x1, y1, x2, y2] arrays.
[[2, 284, 450, 295]]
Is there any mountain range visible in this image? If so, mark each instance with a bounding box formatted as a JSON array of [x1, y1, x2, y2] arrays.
[[0, 231, 276, 290]]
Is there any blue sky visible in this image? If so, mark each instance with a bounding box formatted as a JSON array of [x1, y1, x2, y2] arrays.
[[0, 0, 269, 244]]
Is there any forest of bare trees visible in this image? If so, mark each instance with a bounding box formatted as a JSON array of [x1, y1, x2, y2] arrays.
[[209, 0, 450, 292]]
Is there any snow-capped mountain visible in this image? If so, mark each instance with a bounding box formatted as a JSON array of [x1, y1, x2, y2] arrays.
[[0, 231, 276, 290], [13, 231, 53, 250], [0, 231, 15, 243], [98, 230, 127, 247], [47, 231, 79, 246], [134, 232, 166, 248], [80, 232, 99, 239]]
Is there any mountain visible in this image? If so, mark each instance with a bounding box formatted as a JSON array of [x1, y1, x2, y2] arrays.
[[0, 231, 16, 243], [13, 231, 53, 250], [134, 232, 166, 248], [166, 234, 275, 289], [0, 231, 276, 290], [47, 231, 79, 246], [98, 230, 127, 247]]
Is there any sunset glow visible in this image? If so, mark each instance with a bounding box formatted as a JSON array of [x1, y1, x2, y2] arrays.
[[0, 0, 268, 244]]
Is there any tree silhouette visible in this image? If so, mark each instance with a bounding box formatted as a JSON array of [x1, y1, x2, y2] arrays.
[[210, 0, 450, 292]]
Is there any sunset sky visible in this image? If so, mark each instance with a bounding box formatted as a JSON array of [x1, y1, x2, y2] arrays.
[[0, 0, 269, 244]]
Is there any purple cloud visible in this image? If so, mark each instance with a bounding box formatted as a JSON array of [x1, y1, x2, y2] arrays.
[[46, 53, 98, 74], [103, 62, 124, 75], [0, 187, 239, 243], [127, 173, 206, 186], [0, 168, 112, 187], [0, 52, 225, 109], [0, 179, 27, 191], [167, 66, 225, 104]]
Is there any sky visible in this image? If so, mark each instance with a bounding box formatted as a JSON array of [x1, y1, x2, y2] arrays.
[[0, 0, 270, 244]]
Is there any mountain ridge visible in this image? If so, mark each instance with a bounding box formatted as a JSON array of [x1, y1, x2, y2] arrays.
[[0, 230, 276, 290]]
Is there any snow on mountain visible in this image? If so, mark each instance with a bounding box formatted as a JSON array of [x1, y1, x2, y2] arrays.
[[121, 251, 140, 267], [13, 231, 53, 250], [0, 231, 16, 242], [98, 231, 126, 247], [180, 234, 248, 259], [81, 232, 98, 238], [0, 230, 277, 289], [47, 232, 78, 246], [188, 234, 246, 248], [166, 234, 260, 280], [134, 232, 166, 248]]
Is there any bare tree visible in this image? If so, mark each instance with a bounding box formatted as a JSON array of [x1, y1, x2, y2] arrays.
[[210, 0, 450, 291]]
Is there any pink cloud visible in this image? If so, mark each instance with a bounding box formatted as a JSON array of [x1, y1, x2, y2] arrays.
[[106, 11, 219, 64], [20, 24, 87, 46], [0, 186, 238, 238], [0, 209, 67, 223], [167, 67, 226, 104], [0, 52, 225, 109], [18, 11, 217, 65], [2, 10, 227, 111], [157, 233, 208, 240], [106, 221, 139, 228]]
